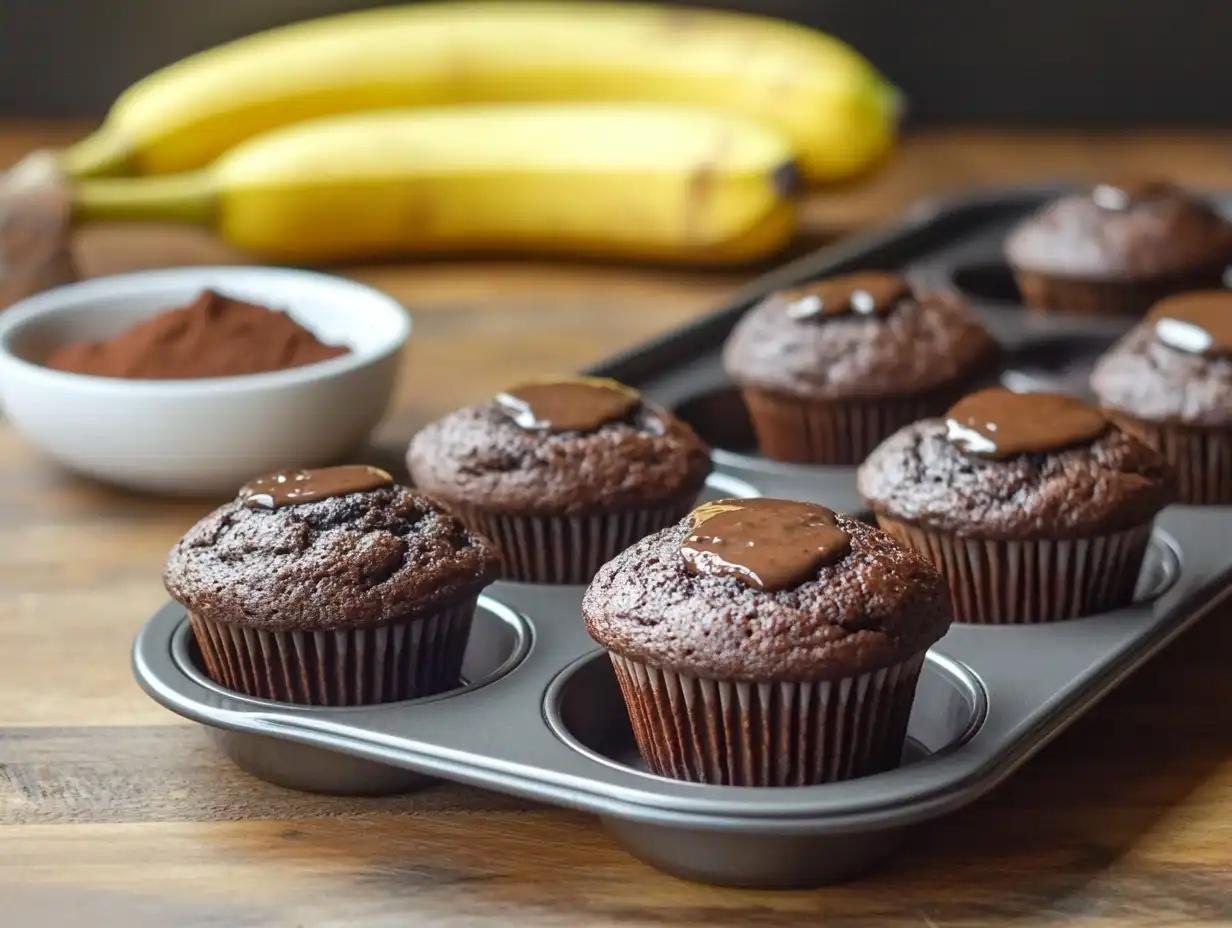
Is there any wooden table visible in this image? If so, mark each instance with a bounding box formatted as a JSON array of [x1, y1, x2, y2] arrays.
[[1, 124, 1230, 927]]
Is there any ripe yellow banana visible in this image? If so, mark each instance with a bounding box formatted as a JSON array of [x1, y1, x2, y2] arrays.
[[70, 105, 799, 264], [61, 1, 899, 184]]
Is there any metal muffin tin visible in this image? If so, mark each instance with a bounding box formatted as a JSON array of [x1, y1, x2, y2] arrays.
[[133, 183, 1232, 889]]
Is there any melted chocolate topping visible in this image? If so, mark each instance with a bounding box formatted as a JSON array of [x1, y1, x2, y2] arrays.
[[945, 387, 1110, 460], [240, 465, 393, 509], [783, 271, 910, 321], [494, 377, 641, 432], [1148, 290, 1232, 358], [680, 497, 851, 592]]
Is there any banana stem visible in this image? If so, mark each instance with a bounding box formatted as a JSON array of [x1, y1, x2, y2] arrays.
[[58, 126, 137, 179], [72, 173, 218, 228]]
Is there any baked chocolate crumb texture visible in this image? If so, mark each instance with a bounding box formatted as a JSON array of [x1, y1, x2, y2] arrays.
[[722, 271, 998, 464], [584, 498, 951, 786], [1091, 290, 1232, 503], [858, 387, 1176, 623], [1004, 179, 1232, 315], [408, 376, 711, 584], [164, 465, 501, 705]]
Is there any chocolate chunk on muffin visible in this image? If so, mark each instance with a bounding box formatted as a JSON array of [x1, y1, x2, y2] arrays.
[[858, 387, 1176, 623], [164, 465, 502, 705], [1004, 180, 1232, 316], [584, 498, 952, 786], [1091, 290, 1232, 503], [722, 271, 998, 465], [407, 376, 711, 584]]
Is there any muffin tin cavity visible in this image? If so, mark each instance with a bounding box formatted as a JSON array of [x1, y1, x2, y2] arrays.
[[542, 649, 986, 784], [135, 185, 1232, 889], [697, 470, 762, 501], [1000, 334, 1115, 398], [674, 386, 757, 456], [951, 261, 1022, 307], [173, 596, 532, 713], [670, 386, 869, 515], [1132, 532, 1183, 605]]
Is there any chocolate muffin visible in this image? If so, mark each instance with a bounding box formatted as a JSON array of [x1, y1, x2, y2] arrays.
[[722, 271, 998, 465], [1091, 290, 1232, 504], [1004, 180, 1232, 316], [407, 376, 711, 584], [583, 498, 952, 787], [164, 465, 502, 705], [858, 387, 1176, 624]]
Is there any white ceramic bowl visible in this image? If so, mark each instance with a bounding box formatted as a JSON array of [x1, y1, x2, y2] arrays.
[[0, 266, 411, 496]]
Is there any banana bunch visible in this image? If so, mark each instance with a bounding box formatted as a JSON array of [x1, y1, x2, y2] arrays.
[[73, 106, 799, 264], [56, 1, 901, 265]]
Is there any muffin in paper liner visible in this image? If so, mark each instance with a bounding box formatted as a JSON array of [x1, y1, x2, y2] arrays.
[[1014, 265, 1228, 318], [1005, 183, 1232, 318], [858, 402, 1176, 626], [875, 518, 1153, 624], [609, 652, 925, 787], [406, 381, 713, 586], [740, 388, 954, 466], [189, 598, 478, 706], [583, 507, 953, 790], [1090, 312, 1232, 506], [165, 473, 502, 710], [1128, 421, 1232, 506], [721, 272, 999, 468], [450, 501, 696, 585]]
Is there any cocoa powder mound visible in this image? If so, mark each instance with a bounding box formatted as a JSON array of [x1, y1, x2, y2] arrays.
[[44, 289, 349, 380]]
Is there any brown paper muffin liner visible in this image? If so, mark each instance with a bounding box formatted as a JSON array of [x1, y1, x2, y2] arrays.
[[875, 517, 1153, 624], [188, 598, 478, 706], [1014, 264, 1228, 317], [607, 652, 926, 787], [740, 389, 947, 466], [452, 502, 696, 585], [1125, 420, 1232, 505]]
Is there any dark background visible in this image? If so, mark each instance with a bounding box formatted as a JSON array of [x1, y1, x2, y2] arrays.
[[2, 0, 1227, 126]]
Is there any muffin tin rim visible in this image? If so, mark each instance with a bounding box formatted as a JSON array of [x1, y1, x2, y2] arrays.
[[710, 446, 849, 478], [133, 511, 1201, 831], [697, 471, 764, 499], [165, 593, 535, 715], [540, 646, 991, 790], [136, 598, 1018, 831], [136, 584, 1228, 834], [146, 529, 1181, 744]]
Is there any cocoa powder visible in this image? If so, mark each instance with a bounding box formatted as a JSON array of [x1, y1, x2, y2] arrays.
[[44, 289, 349, 379]]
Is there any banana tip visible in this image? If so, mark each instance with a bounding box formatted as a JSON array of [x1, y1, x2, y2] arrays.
[[772, 159, 804, 199], [882, 82, 909, 127]]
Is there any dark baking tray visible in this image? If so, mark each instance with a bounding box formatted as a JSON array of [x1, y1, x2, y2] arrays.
[[132, 182, 1232, 889]]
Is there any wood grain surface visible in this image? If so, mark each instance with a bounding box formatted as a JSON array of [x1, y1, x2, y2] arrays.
[[1, 123, 1231, 926]]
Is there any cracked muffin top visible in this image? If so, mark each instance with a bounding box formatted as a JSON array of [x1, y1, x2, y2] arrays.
[[406, 377, 711, 517], [164, 465, 501, 631], [721, 271, 998, 401], [857, 389, 1176, 539], [1091, 290, 1232, 428], [1004, 180, 1232, 281], [583, 504, 952, 682]]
